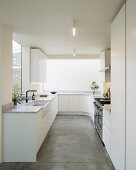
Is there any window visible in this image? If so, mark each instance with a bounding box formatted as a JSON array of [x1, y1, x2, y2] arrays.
[[12, 40, 22, 93]]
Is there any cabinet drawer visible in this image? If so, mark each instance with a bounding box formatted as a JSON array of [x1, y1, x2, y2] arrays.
[[42, 105, 49, 119]]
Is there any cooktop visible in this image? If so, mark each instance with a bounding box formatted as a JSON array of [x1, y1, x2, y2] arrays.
[[95, 98, 111, 105]]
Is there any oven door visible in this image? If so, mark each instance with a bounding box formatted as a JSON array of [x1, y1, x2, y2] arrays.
[[94, 113, 99, 129], [98, 112, 103, 129], [94, 106, 99, 129]]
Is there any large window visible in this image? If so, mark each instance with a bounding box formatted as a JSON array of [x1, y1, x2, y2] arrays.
[[12, 40, 22, 92]]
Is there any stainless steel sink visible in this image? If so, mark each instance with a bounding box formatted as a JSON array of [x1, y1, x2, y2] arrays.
[[28, 100, 49, 106]]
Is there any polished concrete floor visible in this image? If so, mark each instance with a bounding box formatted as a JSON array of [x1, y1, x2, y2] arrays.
[[0, 116, 115, 170]]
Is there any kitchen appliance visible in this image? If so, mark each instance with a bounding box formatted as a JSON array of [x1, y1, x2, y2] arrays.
[[94, 98, 110, 142]]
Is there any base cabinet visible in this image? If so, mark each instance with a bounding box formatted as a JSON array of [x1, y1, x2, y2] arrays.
[[36, 110, 43, 153], [59, 95, 70, 112], [69, 95, 78, 112], [3, 96, 58, 162], [58, 94, 92, 117], [78, 95, 90, 113]]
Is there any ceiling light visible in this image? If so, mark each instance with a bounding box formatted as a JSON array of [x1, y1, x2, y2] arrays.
[[72, 19, 76, 37], [73, 27, 76, 37], [73, 49, 76, 56]]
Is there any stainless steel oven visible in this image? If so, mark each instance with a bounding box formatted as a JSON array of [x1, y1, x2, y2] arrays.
[[94, 98, 110, 142]]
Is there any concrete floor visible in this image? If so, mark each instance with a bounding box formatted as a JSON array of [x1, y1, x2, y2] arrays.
[[0, 115, 115, 170]]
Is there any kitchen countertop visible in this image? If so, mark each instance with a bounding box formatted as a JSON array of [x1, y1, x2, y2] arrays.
[[4, 105, 43, 113], [3, 91, 102, 113], [3, 94, 57, 113], [103, 104, 111, 113]]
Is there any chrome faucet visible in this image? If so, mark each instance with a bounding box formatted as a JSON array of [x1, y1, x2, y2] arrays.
[[26, 90, 37, 103]]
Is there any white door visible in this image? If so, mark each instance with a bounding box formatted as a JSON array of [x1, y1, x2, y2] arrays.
[[69, 95, 78, 112], [58, 95, 69, 112]]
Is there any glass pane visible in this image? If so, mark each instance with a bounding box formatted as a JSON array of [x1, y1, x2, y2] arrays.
[[12, 40, 22, 93]]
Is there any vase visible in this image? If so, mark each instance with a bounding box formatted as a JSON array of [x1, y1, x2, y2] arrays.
[[13, 99, 17, 106]]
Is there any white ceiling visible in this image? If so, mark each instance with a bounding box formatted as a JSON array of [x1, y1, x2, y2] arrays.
[[0, 0, 124, 55]]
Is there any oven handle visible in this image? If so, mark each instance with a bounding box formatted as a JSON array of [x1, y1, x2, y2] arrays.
[[94, 104, 100, 110], [95, 108, 103, 115]]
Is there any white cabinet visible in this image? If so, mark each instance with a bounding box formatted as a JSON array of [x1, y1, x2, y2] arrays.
[[36, 110, 43, 153], [31, 49, 47, 83], [42, 104, 49, 142], [59, 95, 70, 112], [4, 112, 38, 162], [99, 50, 111, 82], [100, 50, 111, 71], [58, 94, 92, 115], [111, 4, 126, 170], [126, 1, 136, 169], [78, 95, 90, 113], [69, 95, 78, 112], [103, 108, 111, 157], [50, 95, 58, 121], [42, 96, 58, 144], [3, 96, 58, 162]]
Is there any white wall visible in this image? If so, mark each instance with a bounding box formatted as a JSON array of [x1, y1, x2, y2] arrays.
[[0, 24, 12, 162], [0, 25, 12, 105], [46, 58, 104, 91]]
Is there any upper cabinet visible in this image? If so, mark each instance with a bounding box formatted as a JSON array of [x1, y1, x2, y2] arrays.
[[30, 49, 47, 83], [100, 50, 111, 71], [99, 50, 111, 82]]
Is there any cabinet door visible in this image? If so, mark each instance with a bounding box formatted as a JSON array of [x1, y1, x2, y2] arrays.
[[111, 4, 125, 170], [31, 49, 47, 83], [36, 110, 43, 153], [59, 95, 69, 112], [31, 49, 39, 82], [100, 51, 105, 70], [39, 51, 47, 82], [126, 1, 136, 169], [54, 95, 58, 116], [50, 98, 56, 122], [78, 95, 89, 113], [69, 95, 78, 112]]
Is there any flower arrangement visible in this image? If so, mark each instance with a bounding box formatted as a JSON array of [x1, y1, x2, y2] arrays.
[[90, 81, 99, 94]]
